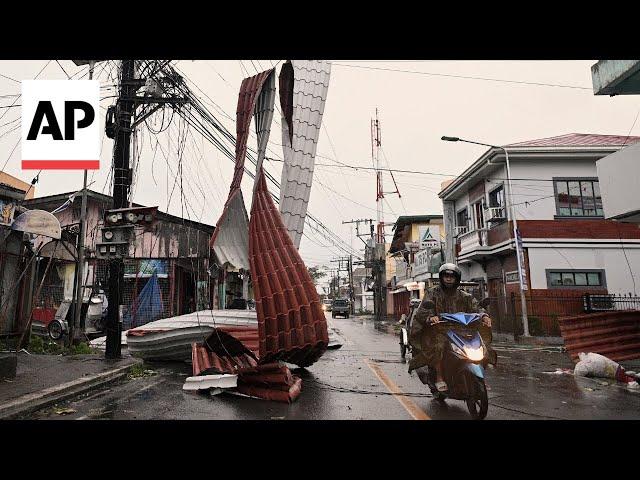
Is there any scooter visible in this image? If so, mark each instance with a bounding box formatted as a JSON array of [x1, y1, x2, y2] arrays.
[[416, 298, 492, 420], [399, 298, 422, 361]]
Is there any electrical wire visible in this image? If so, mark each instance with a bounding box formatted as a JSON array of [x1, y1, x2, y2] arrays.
[[331, 63, 594, 90]]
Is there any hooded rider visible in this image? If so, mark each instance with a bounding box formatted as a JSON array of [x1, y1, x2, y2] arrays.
[[408, 263, 495, 392]]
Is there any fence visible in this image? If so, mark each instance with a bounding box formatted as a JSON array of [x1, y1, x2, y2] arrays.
[[485, 293, 640, 337]]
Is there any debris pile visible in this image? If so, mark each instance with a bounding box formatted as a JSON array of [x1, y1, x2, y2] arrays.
[[574, 352, 640, 388], [184, 329, 302, 403]]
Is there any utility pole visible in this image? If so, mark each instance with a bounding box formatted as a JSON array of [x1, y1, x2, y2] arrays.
[[342, 218, 375, 246], [372, 109, 384, 244], [70, 60, 96, 346], [348, 254, 354, 314], [105, 60, 136, 359]]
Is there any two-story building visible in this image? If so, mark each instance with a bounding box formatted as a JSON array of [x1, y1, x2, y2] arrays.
[[440, 133, 640, 335], [387, 215, 445, 319]]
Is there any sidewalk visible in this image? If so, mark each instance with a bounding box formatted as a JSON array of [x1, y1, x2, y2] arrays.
[[0, 351, 140, 419]]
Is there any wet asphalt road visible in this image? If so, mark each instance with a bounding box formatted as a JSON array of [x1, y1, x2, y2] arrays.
[[25, 313, 640, 420]]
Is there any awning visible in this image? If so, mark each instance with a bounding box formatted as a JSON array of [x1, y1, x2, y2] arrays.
[[38, 239, 77, 262], [391, 280, 425, 294]]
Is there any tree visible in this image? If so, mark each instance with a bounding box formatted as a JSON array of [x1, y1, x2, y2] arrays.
[[307, 266, 326, 284]]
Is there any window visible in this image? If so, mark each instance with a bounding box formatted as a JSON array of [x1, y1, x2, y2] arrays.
[[472, 201, 485, 229], [554, 179, 603, 217], [456, 207, 469, 230], [547, 269, 605, 288], [488, 186, 505, 209]]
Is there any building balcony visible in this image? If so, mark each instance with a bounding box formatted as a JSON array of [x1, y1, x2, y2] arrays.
[[457, 228, 491, 261]]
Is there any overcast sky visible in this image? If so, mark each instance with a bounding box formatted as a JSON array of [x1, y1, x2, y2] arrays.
[[1, 60, 638, 285]]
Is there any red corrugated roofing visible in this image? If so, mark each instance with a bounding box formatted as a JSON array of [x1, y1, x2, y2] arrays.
[[558, 310, 640, 362], [191, 326, 260, 375], [209, 69, 274, 249], [507, 133, 640, 148], [249, 169, 329, 367]]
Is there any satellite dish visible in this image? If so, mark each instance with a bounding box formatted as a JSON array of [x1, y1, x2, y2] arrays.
[[11, 210, 61, 240]]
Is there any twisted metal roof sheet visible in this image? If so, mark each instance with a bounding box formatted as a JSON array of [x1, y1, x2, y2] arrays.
[[209, 69, 275, 270], [278, 60, 331, 249], [250, 169, 329, 367]]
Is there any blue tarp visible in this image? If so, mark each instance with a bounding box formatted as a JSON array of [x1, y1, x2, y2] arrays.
[[123, 271, 164, 329]]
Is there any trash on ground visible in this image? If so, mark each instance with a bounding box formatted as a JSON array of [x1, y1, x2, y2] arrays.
[[183, 374, 238, 391], [542, 368, 574, 375], [574, 352, 637, 383], [53, 407, 76, 415], [627, 381, 639, 390]]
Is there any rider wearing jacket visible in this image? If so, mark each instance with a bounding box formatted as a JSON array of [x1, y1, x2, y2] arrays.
[[408, 263, 495, 392]]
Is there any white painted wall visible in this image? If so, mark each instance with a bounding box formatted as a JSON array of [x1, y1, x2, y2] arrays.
[[597, 143, 640, 221], [527, 245, 640, 295], [459, 261, 486, 282], [509, 158, 599, 220]]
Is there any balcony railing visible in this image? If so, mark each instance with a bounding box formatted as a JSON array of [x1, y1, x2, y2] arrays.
[[458, 228, 489, 252], [485, 206, 506, 223], [454, 226, 468, 237]]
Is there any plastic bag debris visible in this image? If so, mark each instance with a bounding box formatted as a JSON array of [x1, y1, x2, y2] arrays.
[[627, 381, 639, 390], [542, 368, 573, 375], [54, 407, 76, 415], [574, 352, 621, 379], [574, 352, 638, 384]]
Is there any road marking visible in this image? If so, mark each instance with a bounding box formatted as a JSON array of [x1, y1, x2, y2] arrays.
[[364, 359, 430, 420]]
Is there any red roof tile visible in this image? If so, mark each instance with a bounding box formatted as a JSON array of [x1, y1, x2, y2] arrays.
[[507, 133, 640, 148], [191, 326, 260, 376], [249, 169, 329, 367]]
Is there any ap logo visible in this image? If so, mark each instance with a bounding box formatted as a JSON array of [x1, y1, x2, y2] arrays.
[[22, 80, 100, 170]]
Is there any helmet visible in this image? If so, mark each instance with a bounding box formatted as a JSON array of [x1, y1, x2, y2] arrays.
[[438, 263, 461, 290]]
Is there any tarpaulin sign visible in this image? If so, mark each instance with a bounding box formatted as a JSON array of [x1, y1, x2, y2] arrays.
[[22, 80, 100, 170]]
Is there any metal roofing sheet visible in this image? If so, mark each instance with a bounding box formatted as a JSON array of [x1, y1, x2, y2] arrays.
[[249, 169, 329, 367], [279, 60, 331, 249], [507, 133, 640, 148], [559, 310, 640, 362], [209, 69, 275, 269]]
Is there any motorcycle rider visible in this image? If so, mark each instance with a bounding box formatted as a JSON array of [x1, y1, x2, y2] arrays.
[[408, 263, 495, 392]]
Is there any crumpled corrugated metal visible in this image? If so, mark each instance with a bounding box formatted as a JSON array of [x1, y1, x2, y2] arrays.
[[210, 70, 275, 270], [250, 170, 329, 367]]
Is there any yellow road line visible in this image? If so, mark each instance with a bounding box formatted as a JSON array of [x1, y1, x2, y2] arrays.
[[364, 359, 430, 420]]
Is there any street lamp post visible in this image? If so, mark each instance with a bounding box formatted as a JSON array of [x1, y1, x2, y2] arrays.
[[441, 136, 530, 337]]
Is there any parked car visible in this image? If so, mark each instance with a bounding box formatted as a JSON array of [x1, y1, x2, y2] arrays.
[[322, 299, 333, 312], [332, 298, 350, 318]]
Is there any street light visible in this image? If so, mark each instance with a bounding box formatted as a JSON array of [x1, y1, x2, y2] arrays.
[[441, 135, 531, 337]]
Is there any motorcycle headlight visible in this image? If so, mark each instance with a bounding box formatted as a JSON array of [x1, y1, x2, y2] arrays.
[[451, 343, 466, 358], [464, 346, 485, 362]]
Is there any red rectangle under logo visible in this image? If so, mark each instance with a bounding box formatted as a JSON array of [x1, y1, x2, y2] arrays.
[[22, 160, 100, 170]]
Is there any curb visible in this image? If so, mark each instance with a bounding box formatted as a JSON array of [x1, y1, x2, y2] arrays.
[[0, 359, 142, 420]]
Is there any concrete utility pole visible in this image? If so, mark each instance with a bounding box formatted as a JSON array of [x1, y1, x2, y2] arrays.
[[441, 136, 530, 337], [105, 60, 136, 359], [70, 60, 96, 345]]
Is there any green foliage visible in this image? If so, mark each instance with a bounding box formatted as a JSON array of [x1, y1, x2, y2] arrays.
[[307, 266, 326, 284], [27, 335, 98, 356], [128, 363, 156, 379]]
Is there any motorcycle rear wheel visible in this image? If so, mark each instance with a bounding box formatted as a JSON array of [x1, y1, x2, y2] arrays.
[[466, 377, 488, 420], [399, 332, 407, 360]]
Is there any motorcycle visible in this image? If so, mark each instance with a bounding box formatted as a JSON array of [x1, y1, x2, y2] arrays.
[[399, 298, 422, 361], [415, 298, 492, 420]]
